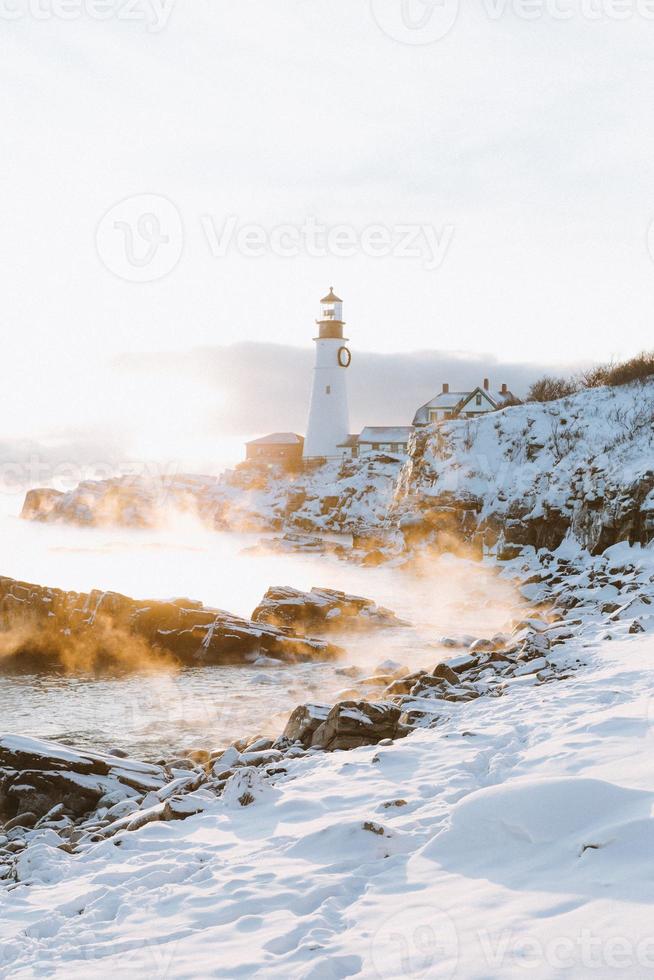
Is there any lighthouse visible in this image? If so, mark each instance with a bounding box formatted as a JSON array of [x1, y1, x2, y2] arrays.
[[303, 288, 352, 459]]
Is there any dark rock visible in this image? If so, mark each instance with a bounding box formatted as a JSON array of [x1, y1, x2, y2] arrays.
[[0, 574, 340, 674], [384, 676, 418, 696], [4, 812, 37, 831], [497, 543, 524, 561], [0, 735, 167, 823], [439, 654, 479, 674], [282, 703, 331, 747], [362, 821, 385, 835], [251, 586, 406, 634], [162, 796, 207, 821], [311, 701, 402, 751], [432, 663, 460, 685], [3, 771, 107, 820]]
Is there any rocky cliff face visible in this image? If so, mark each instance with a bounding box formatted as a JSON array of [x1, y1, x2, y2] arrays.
[[393, 380, 654, 556], [20, 381, 654, 560], [21, 455, 403, 535]]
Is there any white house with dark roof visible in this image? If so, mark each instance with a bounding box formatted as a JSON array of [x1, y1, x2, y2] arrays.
[[413, 379, 515, 426], [338, 426, 414, 459]]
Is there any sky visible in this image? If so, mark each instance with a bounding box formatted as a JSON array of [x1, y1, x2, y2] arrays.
[[1, 1, 653, 479]]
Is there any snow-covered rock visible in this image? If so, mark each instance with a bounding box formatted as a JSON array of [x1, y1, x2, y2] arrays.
[[251, 585, 407, 634], [21, 454, 404, 537], [21, 383, 654, 567], [310, 700, 404, 751], [395, 380, 654, 555], [0, 734, 167, 824]]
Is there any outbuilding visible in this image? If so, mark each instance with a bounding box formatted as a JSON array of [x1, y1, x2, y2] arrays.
[[245, 433, 305, 466]]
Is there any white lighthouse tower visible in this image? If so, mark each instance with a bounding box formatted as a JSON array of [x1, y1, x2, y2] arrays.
[[303, 288, 352, 459]]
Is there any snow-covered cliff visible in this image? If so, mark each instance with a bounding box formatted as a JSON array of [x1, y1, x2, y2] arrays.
[[21, 380, 654, 559], [394, 380, 654, 556], [21, 455, 403, 538]]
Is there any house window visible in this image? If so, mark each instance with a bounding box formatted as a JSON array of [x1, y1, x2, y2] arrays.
[[476, 394, 482, 406], [445, 411, 453, 419], [325, 385, 331, 394]]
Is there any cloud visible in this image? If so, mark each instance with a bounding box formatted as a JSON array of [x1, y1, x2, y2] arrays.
[[116, 343, 588, 437], [0, 344, 591, 491]]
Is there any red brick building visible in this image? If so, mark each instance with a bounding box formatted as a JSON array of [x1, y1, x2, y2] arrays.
[[245, 432, 305, 467]]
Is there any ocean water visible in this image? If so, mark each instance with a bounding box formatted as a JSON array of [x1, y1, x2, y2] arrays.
[[0, 500, 523, 758]]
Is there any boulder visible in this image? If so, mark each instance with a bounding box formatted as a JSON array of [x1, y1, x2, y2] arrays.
[[438, 654, 479, 674], [3, 771, 107, 820], [281, 703, 331, 747], [0, 735, 167, 823], [251, 586, 407, 634], [432, 663, 460, 685], [20, 488, 64, 522], [310, 701, 403, 751]]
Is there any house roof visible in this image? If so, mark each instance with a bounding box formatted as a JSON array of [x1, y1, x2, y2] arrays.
[[413, 385, 517, 425], [428, 391, 472, 409], [337, 434, 360, 448], [321, 287, 342, 304], [246, 432, 304, 446], [457, 387, 499, 411], [358, 426, 414, 443], [412, 392, 468, 424]]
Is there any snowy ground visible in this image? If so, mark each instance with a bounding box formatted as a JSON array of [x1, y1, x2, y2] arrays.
[[405, 380, 654, 517], [1, 546, 654, 978]]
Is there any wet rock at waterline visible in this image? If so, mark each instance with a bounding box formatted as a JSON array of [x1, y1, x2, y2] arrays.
[[281, 703, 332, 747], [251, 585, 408, 634], [0, 603, 576, 885], [0, 575, 341, 675], [310, 701, 405, 751]]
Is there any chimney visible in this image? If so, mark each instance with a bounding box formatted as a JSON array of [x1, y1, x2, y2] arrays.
[[483, 378, 490, 391], [442, 382, 449, 394], [501, 383, 508, 395]]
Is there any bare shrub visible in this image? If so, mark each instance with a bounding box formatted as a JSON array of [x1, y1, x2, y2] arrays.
[[579, 351, 654, 389], [529, 351, 654, 401], [527, 376, 579, 403]]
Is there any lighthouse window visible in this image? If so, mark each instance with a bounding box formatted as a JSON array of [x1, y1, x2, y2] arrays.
[[325, 385, 331, 394]]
